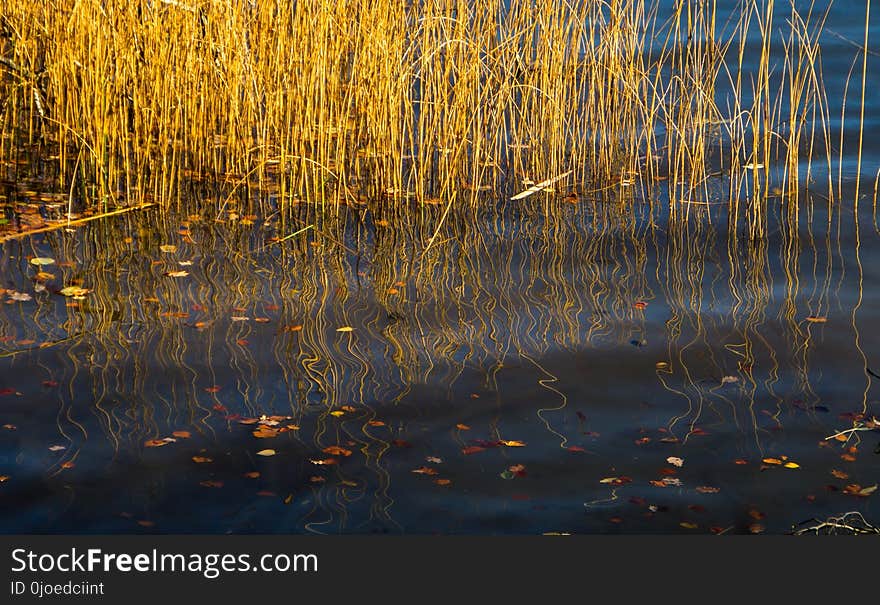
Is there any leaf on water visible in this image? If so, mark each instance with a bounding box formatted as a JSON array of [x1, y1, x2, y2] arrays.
[[199, 480, 223, 488], [721, 376, 739, 384], [322, 446, 353, 457], [61, 461, 75, 469], [633, 301, 648, 310], [680, 522, 698, 529], [59, 286, 89, 297], [805, 316, 827, 323], [336, 326, 354, 332], [172, 431, 191, 439], [500, 440, 526, 447], [144, 439, 169, 448], [329, 411, 346, 417], [0, 475, 9, 483], [831, 469, 849, 479], [367, 420, 385, 427], [192, 456, 212, 463], [666, 456, 684, 467], [159, 245, 177, 253], [456, 423, 471, 430], [600, 476, 632, 485], [341, 405, 357, 412], [783, 462, 800, 469], [256, 449, 276, 457], [695, 486, 720, 494], [309, 476, 326, 483], [462, 446, 486, 455], [426, 456, 443, 464], [310, 458, 338, 465], [35, 271, 55, 281], [253, 427, 279, 438], [434, 478, 452, 486], [734, 459, 748, 465], [567, 446, 587, 453], [243, 471, 260, 479], [178, 260, 193, 266], [163, 270, 189, 278], [412, 466, 438, 475], [48, 445, 66, 452], [748, 523, 765, 534], [655, 361, 669, 370], [841, 453, 857, 462], [203, 385, 221, 393], [29, 257, 55, 266], [230, 316, 249, 321], [762, 458, 782, 465]]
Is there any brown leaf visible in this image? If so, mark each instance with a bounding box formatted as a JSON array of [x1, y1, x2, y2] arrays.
[[172, 431, 191, 439], [243, 471, 260, 479], [322, 446, 353, 457], [412, 466, 438, 475], [462, 446, 486, 455], [192, 456, 212, 463], [144, 439, 168, 448]]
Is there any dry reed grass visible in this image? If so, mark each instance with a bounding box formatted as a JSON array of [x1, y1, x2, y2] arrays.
[[0, 0, 863, 234]]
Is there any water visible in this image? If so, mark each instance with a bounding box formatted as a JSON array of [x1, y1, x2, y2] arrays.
[[1, 0, 879, 534]]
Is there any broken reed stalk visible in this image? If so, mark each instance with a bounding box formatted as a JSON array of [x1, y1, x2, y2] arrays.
[[0, 203, 157, 243]]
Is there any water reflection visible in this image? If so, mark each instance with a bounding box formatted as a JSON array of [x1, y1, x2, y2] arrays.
[[0, 190, 877, 534]]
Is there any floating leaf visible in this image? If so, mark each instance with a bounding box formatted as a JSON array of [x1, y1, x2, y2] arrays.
[[159, 244, 177, 253], [831, 469, 849, 479], [48, 445, 66, 452], [500, 440, 526, 447], [695, 486, 720, 494], [59, 286, 89, 297], [600, 476, 632, 485], [805, 316, 827, 323], [144, 439, 169, 448], [243, 471, 260, 479], [783, 461, 800, 469], [762, 457, 782, 465], [29, 257, 55, 266], [310, 458, 338, 465], [172, 431, 191, 439], [329, 410, 346, 417], [456, 423, 471, 430], [721, 376, 739, 384], [426, 456, 443, 464], [666, 456, 684, 467], [163, 270, 189, 278], [412, 466, 438, 475], [462, 445, 486, 455], [0, 475, 9, 483], [199, 480, 223, 488], [367, 420, 385, 427], [192, 456, 212, 463], [256, 449, 276, 457], [336, 326, 354, 332], [680, 522, 698, 529], [434, 479, 452, 486], [322, 446, 352, 457], [567, 446, 587, 453]]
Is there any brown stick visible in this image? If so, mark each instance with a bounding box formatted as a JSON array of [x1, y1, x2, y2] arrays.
[[0, 204, 158, 242]]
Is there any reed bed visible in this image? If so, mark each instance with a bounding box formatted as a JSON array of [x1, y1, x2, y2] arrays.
[[0, 0, 863, 234]]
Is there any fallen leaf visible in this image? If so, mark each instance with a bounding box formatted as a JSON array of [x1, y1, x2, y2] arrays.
[[600, 476, 632, 485], [666, 456, 684, 467], [500, 440, 526, 447], [831, 469, 849, 479], [310, 458, 338, 465], [567, 446, 587, 453], [805, 316, 827, 323], [721, 376, 739, 384], [29, 257, 55, 266], [783, 462, 800, 469], [203, 385, 221, 393], [322, 446, 353, 457], [243, 471, 260, 479], [748, 523, 765, 534], [199, 480, 223, 488], [367, 420, 385, 427], [680, 522, 698, 529], [412, 466, 438, 475], [163, 270, 189, 278], [48, 445, 66, 452], [172, 431, 191, 439], [426, 456, 443, 464], [762, 458, 782, 465], [192, 456, 212, 463], [336, 326, 354, 332], [159, 244, 177, 253], [696, 486, 720, 494], [144, 439, 169, 448], [434, 479, 452, 486], [256, 449, 276, 457], [329, 411, 346, 417], [61, 461, 75, 469], [0, 475, 10, 482], [456, 423, 471, 430], [462, 446, 486, 455]]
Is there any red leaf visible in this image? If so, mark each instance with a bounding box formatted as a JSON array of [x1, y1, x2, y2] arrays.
[[462, 446, 486, 455]]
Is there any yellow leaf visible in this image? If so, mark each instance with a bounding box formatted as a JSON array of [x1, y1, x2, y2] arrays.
[[680, 522, 698, 529], [805, 316, 827, 323], [762, 458, 782, 465], [256, 449, 276, 457], [330, 411, 345, 417], [336, 326, 354, 332], [29, 257, 55, 266], [500, 440, 526, 447], [783, 462, 800, 469]]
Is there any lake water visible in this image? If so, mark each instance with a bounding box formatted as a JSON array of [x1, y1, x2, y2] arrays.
[[1, 0, 879, 534]]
